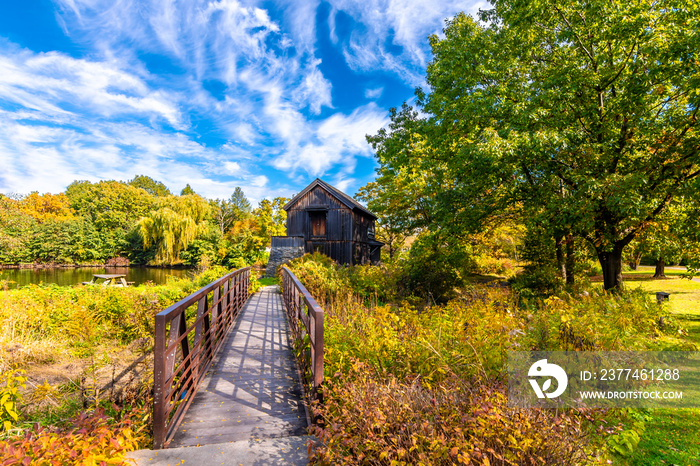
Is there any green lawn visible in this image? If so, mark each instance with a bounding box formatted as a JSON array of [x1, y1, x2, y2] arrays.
[[257, 277, 279, 287], [624, 265, 690, 277], [618, 274, 700, 466]]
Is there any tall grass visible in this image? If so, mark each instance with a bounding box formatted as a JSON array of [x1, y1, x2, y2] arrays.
[[284, 254, 690, 465]]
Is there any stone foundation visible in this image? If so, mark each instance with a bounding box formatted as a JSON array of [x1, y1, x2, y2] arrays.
[[264, 236, 305, 278]]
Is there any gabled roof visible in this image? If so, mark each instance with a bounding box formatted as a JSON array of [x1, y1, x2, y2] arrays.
[[283, 178, 378, 220]]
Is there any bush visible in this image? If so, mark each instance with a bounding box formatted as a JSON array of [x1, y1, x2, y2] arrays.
[[323, 294, 523, 386], [287, 254, 690, 464], [283, 253, 353, 313], [0, 369, 26, 433], [397, 233, 473, 304], [311, 365, 592, 465], [0, 407, 148, 466], [520, 288, 685, 352]]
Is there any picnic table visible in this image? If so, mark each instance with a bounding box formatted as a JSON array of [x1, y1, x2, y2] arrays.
[[81, 274, 131, 287]]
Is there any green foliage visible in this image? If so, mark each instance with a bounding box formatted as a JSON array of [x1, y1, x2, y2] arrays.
[[369, 0, 700, 290], [0, 197, 37, 263], [252, 197, 287, 241], [65, 180, 156, 261], [137, 194, 210, 265], [399, 233, 474, 304], [513, 226, 563, 295], [356, 163, 428, 259], [229, 187, 252, 215], [28, 218, 103, 264], [0, 369, 26, 433], [66, 181, 154, 234], [607, 419, 645, 458], [128, 175, 171, 197], [180, 184, 195, 196]]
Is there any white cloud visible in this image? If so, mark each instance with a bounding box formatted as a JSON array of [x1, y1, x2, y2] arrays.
[[0, 47, 183, 128], [1, 0, 487, 203], [223, 161, 242, 174], [331, 176, 355, 193], [0, 110, 287, 203], [327, 0, 489, 84], [272, 103, 388, 177], [364, 87, 384, 99], [252, 175, 268, 187], [297, 60, 333, 114]]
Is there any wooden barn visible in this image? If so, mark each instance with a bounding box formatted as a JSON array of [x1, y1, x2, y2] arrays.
[[280, 178, 383, 265]]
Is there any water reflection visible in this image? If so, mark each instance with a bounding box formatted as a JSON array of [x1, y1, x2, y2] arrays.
[[0, 267, 189, 288]]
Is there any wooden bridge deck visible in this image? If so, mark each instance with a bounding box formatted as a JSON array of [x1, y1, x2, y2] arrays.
[[169, 286, 308, 448]]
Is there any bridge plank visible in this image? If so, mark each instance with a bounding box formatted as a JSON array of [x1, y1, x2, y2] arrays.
[[169, 286, 307, 448]]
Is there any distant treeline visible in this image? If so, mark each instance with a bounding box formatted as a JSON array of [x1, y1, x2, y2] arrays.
[[0, 175, 287, 267]]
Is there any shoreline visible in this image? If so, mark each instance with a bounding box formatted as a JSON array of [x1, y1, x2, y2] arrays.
[[0, 263, 191, 270]]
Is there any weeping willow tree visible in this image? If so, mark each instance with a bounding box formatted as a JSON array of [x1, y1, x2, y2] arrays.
[[137, 194, 210, 265]]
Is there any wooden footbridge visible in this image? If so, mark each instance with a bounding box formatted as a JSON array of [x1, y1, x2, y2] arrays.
[[128, 267, 324, 465]]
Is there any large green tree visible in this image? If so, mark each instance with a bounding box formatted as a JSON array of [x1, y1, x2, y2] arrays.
[[137, 194, 210, 265], [373, 1, 700, 289], [210, 187, 253, 236], [128, 175, 172, 197], [65, 180, 156, 259]]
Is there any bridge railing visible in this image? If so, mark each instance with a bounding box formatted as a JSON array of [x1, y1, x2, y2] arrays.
[[152, 267, 251, 449], [280, 266, 324, 398]]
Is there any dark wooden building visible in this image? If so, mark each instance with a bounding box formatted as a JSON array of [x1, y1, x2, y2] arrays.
[[281, 178, 383, 265]]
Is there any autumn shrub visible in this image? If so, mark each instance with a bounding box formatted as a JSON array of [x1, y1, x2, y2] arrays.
[[0, 284, 175, 370], [347, 262, 401, 304], [0, 406, 148, 466], [310, 364, 594, 466], [286, 255, 685, 463], [519, 288, 685, 352], [474, 255, 516, 277], [323, 293, 523, 386], [283, 253, 354, 313], [0, 266, 257, 370]]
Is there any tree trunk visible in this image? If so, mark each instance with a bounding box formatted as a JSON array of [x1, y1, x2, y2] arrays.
[[555, 235, 566, 281], [598, 246, 624, 290], [628, 251, 642, 270], [565, 235, 575, 285], [653, 257, 666, 278]]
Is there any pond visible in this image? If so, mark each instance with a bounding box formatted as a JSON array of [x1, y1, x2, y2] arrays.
[[0, 267, 189, 288]]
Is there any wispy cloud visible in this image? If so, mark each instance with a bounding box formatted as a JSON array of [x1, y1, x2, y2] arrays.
[[0, 45, 183, 128], [365, 87, 384, 99], [327, 0, 490, 84], [1, 0, 485, 201], [272, 103, 388, 176]]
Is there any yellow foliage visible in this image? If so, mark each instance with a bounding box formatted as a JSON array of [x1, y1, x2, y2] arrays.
[[0, 369, 26, 433], [19, 192, 74, 223]]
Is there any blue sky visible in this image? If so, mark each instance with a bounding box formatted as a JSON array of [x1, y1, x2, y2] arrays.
[[0, 0, 485, 204]]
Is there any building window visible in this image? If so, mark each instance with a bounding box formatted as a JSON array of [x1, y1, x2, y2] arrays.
[[368, 223, 375, 240]]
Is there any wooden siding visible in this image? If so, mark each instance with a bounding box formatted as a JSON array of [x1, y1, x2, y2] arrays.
[[284, 184, 379, 266], [287, 185, 354, 242]]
